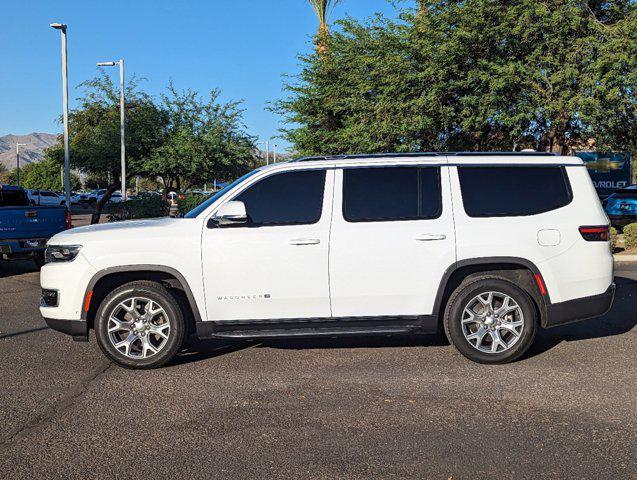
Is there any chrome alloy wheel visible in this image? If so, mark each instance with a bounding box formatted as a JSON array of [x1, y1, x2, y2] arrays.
[[461, 291, 524, 354], [107, 297, 171, 359]]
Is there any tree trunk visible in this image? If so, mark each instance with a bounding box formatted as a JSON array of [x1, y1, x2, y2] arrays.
[[316, 24, 329, 54], [161, 177, 172, 200], [417, 0, 427, 17], [91, 183, 119, 225]]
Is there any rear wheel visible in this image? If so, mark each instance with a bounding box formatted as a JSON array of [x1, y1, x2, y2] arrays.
[[444, 276, 537, 364], [94, 280, 186, 369]]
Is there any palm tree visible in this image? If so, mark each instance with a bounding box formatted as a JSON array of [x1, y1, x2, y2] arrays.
[[307, 0, 340, 52]]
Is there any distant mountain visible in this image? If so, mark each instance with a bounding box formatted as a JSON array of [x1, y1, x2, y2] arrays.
[[0, 132, 58, 170]]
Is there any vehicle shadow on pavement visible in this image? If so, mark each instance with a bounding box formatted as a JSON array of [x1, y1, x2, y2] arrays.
[[259, 333, 449, 352], [172, 333, 449, 366], [172, 337, 253, 366], [526, 275, 637, 358], [0, 260, 38, 278]]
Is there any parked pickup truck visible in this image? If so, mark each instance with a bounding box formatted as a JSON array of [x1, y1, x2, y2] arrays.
[[0, 185, 70, 268]]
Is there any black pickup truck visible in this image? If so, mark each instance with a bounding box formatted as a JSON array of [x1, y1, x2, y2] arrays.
[[0, 185, 70, 268]]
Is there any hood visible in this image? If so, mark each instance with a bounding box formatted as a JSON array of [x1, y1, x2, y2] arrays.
[[48, 217, 186, 245]]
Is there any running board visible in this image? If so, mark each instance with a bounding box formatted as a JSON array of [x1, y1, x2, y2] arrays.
[[196, 315, 438, 339]]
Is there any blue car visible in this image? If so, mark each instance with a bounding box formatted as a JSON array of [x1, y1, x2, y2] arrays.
[[604, 185, 637, 228]]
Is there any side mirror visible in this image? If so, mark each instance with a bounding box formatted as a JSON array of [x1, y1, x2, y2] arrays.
[[210, 201, 248, 227]]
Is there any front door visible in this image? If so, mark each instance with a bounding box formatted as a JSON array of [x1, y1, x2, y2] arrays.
[[329, 165, 456, 317], [202, 168, 334, 321]]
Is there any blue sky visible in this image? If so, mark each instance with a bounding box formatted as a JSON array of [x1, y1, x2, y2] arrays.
[[1, 0, 405, 152]]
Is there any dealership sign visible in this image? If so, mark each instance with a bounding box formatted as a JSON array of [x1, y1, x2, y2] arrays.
[[575, 152, 633, 196]]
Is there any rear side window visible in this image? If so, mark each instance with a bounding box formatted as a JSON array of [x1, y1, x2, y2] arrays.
[[235, 170, 326, 226], [0, 189, 29, 207], [458, 166, 572, 217], [343, 166, 442, 222]]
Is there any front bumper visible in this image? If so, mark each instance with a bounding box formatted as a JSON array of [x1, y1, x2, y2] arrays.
[[43, 317, 88, 342], [39, 252, 97, 321], [544, 283, 615, 328]]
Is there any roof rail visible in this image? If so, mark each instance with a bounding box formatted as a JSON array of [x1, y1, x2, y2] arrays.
[[291, 151, 558, 162]]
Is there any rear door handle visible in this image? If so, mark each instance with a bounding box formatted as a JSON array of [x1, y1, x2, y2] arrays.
[[415, 234, 446, 241], [289, 238, 321, 246]]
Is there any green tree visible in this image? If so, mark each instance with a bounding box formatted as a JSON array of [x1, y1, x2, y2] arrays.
[[47, 73, 169, 223], [10, 155, 81, 191], [278, 0, 637, 155], [144, 83, 256, 195]]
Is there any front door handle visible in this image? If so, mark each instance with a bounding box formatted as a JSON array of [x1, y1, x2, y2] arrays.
[[289, 238, 321, 246], [415, 234, 447, 241]]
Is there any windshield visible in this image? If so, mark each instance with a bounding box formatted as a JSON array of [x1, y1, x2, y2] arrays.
[[184, 170, 260, 218]]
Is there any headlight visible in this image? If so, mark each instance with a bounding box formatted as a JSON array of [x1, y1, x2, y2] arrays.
[[45, 245, 82, 263]]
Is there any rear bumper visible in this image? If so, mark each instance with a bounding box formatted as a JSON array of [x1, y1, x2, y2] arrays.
[[0, 238, 48, 255], [43, 317, 88, 342], [543, 283, 615, 328]]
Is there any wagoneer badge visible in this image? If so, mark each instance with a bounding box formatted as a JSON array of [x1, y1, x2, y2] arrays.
[[217, 294, 271, 301]]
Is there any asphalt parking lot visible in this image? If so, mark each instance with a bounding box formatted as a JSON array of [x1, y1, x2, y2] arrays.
[[0, 261, 635, 479]]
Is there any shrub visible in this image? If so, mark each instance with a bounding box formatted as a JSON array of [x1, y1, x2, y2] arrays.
[[610, 226, 619, 251], [108, 195, 169, 222], [178, 194, 210, 216], [623, 223, 637, 250]]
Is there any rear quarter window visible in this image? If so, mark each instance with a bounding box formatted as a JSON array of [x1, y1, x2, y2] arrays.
[[0, 190, 29, 207], [458, 166, 572, 217]]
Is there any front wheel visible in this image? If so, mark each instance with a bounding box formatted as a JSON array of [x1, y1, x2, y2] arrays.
[[444, 276, 537, 364], [94, 280, 186, 369]]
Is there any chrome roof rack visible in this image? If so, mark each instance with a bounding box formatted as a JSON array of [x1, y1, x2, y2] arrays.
[[290, 151, 558, 162]]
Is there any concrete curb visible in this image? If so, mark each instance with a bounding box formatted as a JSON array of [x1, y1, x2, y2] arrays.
[[614, 254, 637, 262]]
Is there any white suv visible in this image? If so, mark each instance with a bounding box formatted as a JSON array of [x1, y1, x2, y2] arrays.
[[40, 153, 615, 368]]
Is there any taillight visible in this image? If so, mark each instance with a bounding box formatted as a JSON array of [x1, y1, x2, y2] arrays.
[[65, 209, 72, 229], [579, 225, 609, 242]]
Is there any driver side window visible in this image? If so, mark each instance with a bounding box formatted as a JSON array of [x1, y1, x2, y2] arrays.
[[234, 170, 326, 227]]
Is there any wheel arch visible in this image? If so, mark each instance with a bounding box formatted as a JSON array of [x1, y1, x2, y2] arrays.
[[433, 257, 550, 328], [82, 265, 202, 329]]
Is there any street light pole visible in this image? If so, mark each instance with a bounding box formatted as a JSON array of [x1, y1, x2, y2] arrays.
[[97, 59, 126, 200], [260, 140, 270, 165], [272, 144, 278, 163], [50, 23, 71, 208], [15, 143, 26, 186], [118, 59, 126, 200]]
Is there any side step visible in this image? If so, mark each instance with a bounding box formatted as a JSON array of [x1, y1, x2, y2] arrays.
[[196, 315, 438, 339]]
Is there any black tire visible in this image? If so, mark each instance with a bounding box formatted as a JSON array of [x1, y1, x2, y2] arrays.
[[94, 280, 186, 369], [443, 276, 537, 364], [33, 253, 46, 269]]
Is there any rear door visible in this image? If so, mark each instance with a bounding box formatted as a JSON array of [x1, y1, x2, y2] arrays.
[[329, 164, 456, 317]]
